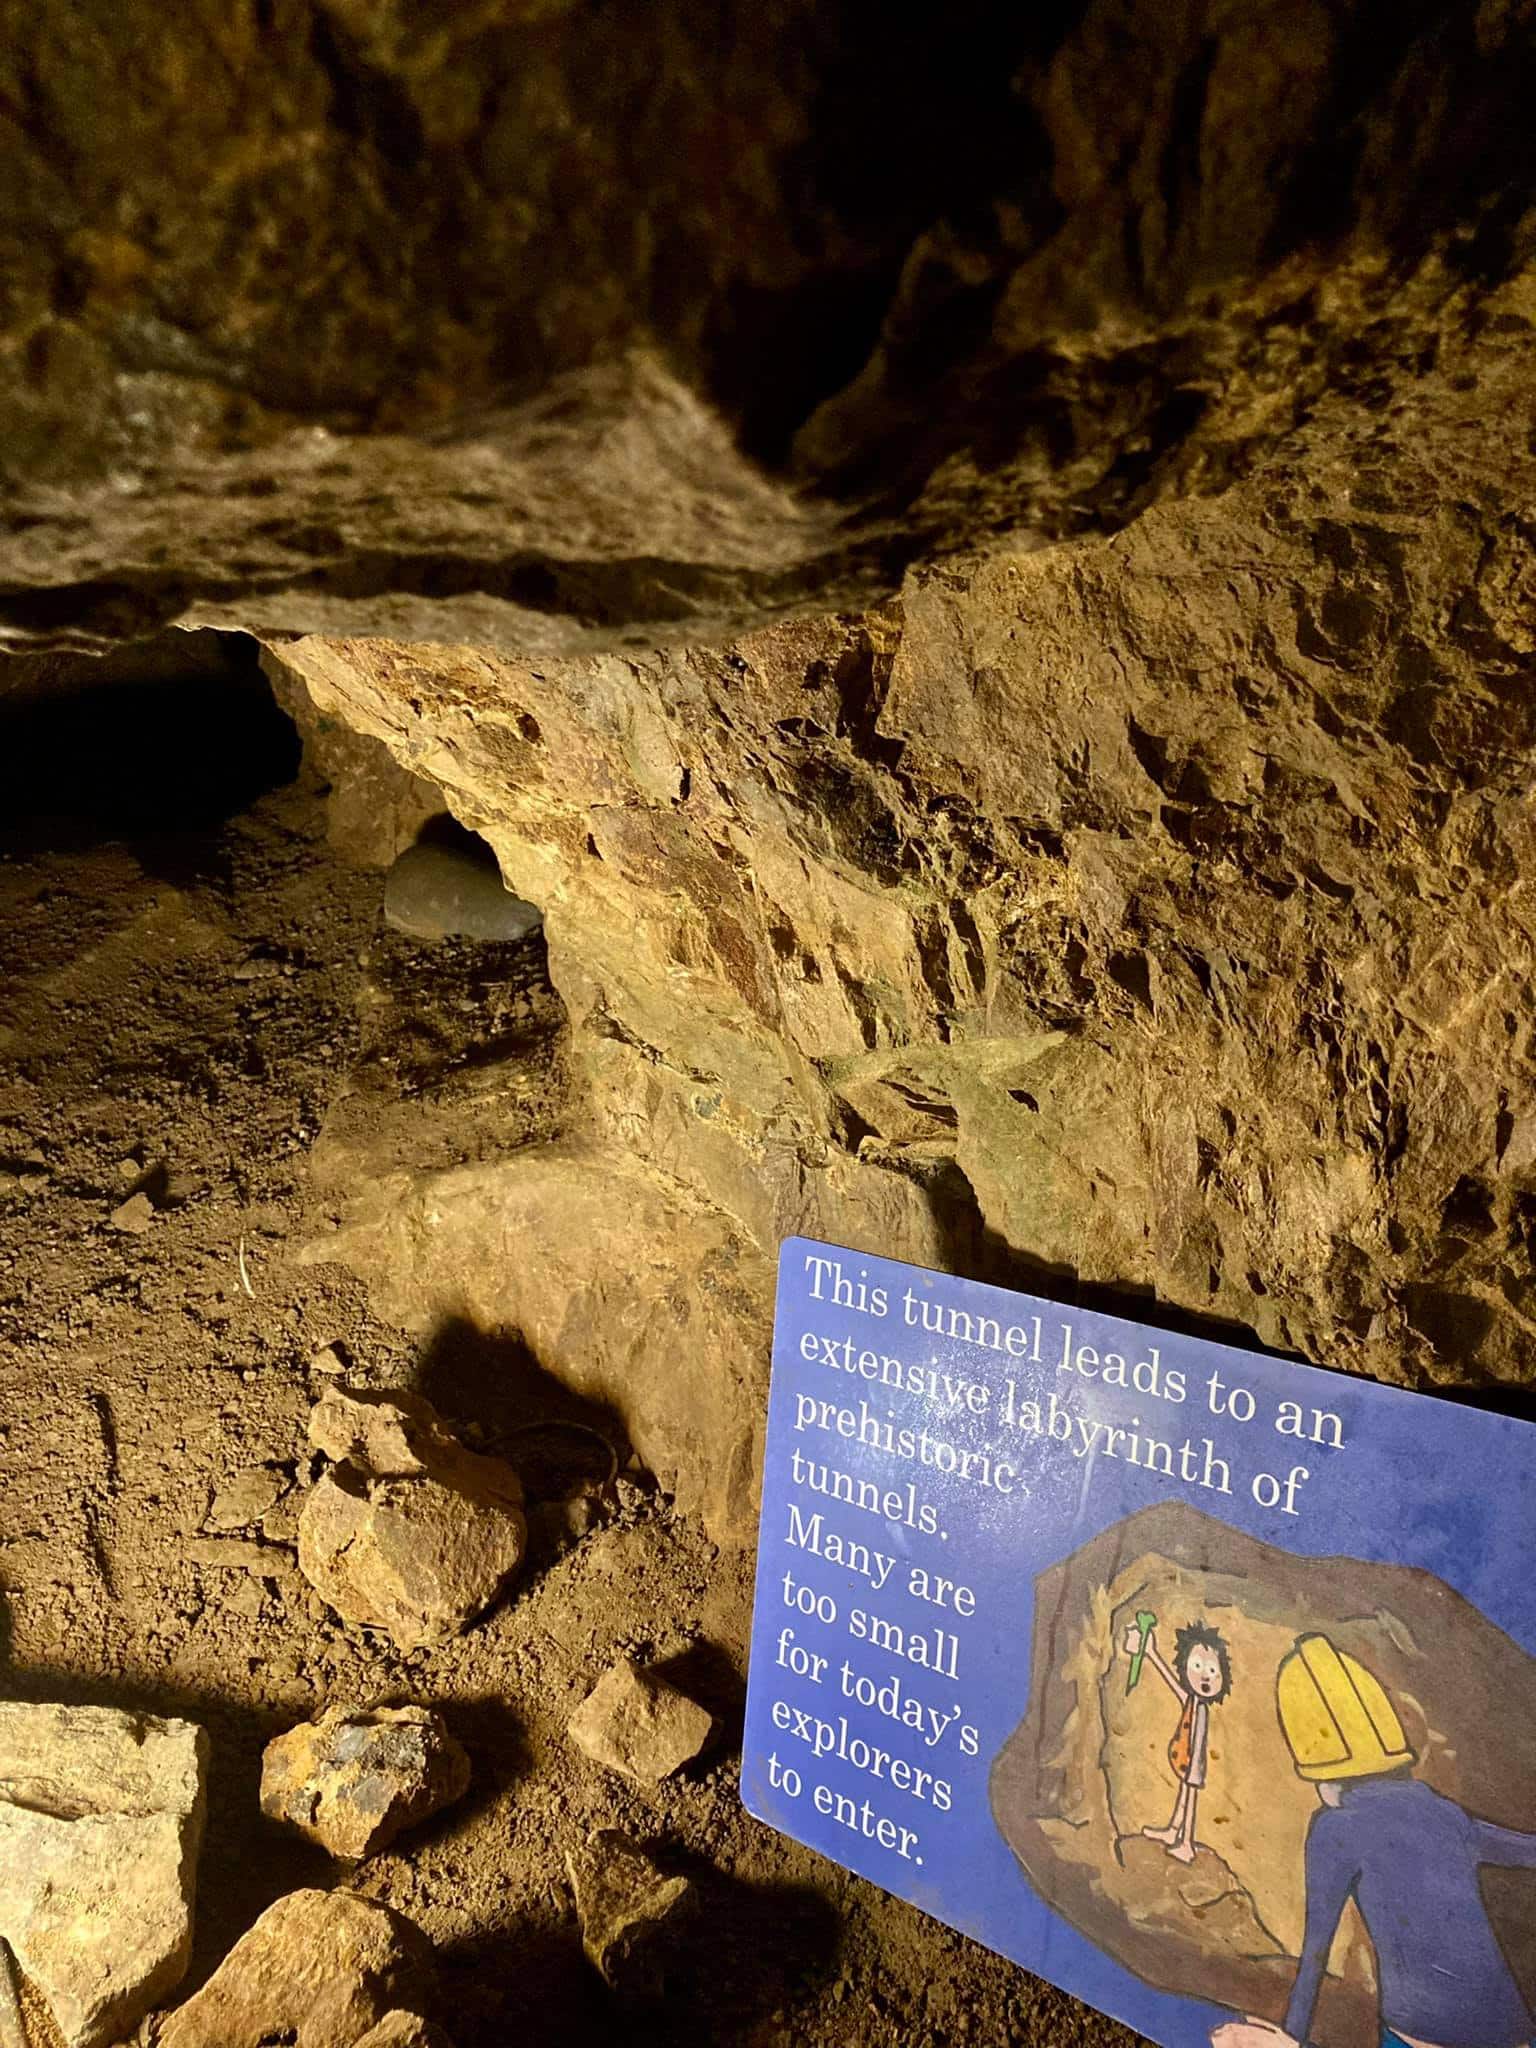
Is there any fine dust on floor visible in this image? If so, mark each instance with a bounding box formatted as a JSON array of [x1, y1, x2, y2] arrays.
[[0, 761, 1131, 2048]]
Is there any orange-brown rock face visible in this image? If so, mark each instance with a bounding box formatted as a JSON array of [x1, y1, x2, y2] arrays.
[[269, 277, 1536, 1533], [2, 1, 1534, 655], [5, 3, 1536, 1546]]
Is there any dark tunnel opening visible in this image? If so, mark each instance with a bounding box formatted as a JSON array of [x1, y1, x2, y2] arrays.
[[0, 630, 301, 857]]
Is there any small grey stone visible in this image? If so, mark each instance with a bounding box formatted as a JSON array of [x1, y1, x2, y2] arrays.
[[384, 837, 542, 943], [260, 1704, 470, 1860]]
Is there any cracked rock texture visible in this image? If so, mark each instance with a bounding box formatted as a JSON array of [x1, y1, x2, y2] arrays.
[[989, 1503, 1536, 2048], [3, 1, 1535, 654], [157, 1888, 437, 2048], [0, 1702, 208, 2048], [270, 255, 1536, 1530], [297, 1386, 527, 1648], [260, 1704, 472, 1860], [565, 1829, 695, 1994]]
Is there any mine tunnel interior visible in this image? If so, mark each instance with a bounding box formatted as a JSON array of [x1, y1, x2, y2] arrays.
[[4, 1, 1536, 2043]]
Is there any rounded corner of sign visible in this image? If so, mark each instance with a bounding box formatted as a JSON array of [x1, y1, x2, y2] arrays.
[[737, 1778, 772, 1829]]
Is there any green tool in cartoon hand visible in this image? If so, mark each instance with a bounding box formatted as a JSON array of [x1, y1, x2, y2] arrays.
[[1126, 1610, 1158, 1692]]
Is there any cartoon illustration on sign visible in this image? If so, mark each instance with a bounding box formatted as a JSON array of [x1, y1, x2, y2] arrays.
[[1211, 1632, 1536, 2048], [990, 1500, 1536, 2048], [1119, 1611, 1232, 1863], [747, 1240, 1536, 2048]]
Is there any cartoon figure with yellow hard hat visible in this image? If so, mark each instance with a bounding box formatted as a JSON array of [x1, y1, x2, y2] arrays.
[[1212, 1632, 1536, 2048]]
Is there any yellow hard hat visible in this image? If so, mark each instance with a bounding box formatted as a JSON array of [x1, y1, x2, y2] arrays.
[[1276, 1633, 1416, 1781]]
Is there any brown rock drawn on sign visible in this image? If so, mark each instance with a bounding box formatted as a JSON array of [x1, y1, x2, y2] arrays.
[[989, 1502, 1536, 2048]]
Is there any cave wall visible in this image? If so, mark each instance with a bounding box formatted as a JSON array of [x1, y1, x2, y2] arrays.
[[4, 0, 1536, 1532], [264, 252, 1536, 1533], [3, 0, 1535, 654]]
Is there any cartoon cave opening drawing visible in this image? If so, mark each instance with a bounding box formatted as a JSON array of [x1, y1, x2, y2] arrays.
[[990, 1502, 1536, 2048], [1119, 1612, 1232, 1864]]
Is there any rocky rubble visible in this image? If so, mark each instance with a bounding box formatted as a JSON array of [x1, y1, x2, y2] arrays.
[[157, 1889, 438, 2048], [568, 1658, 714, 1784], [565, 1830, 695, 1995], [0, 1702, 207, 2048], [297, 1386, 526, 1650], [261, 1705, 471, 1861]]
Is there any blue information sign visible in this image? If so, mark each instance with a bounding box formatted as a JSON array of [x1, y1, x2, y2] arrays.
[[743, 1238, 1536, 2048]]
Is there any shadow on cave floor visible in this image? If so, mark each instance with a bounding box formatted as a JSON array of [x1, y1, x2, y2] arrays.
[[0, 630, 301, 880], [413, 1317, 633, 1502], [437, 1867, 840, 2048]]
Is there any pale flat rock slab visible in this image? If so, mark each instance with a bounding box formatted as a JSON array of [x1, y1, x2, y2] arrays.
[[566, 1830, 693, 1993], [298, 1388, 526, 1652], [261, 1705, 470, 1860], [0, 1702, 208, 2048], [568, 1659, 712, 1783], [158, 1889, 435, 2048], [206, 1464, 289, 1532], [384, 838, 542, 944]]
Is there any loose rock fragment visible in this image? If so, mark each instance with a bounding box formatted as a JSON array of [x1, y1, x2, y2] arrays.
[[157, 1889, 435, 2048], [0, 1702, 208, 2048], [568, 1658, 713, 1782], [297, 1387, 526, 1651], [260, 1704, 470, 1860], [108, 1190, 154, 1233], [227, 1577, 268, 1619], [206, 1463, 289, 1532], [353, 2014, 455, 2048], [384, 836, 542, 944], [565, 1829, 693, 1993]]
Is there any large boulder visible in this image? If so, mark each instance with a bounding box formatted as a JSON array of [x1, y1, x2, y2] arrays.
[[0, 1702, 208, 2048], [279, 268, 1536, 1533], [990, 1502, 1536, 2048], [157, 1889, 435, 2048], [297, 1386, 526, 1650]]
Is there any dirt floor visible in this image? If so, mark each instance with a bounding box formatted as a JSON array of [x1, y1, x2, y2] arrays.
[[0, 670, 1130, 2048]]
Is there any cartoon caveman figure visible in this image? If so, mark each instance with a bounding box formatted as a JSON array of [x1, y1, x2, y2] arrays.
[[1213, 1633, 1536, 2048], [1121, 1615, 1232, 1864]]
